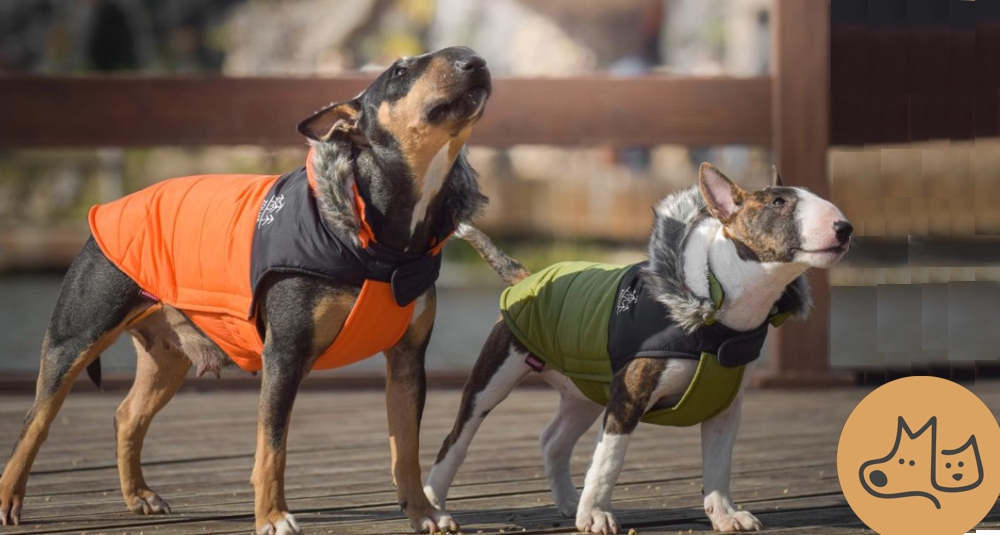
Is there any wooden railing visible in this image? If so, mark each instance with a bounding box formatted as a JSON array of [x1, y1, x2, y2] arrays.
[[0, 76, 772, 148]]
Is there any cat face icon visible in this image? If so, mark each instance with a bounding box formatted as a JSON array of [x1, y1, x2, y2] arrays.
[[933, 435, 983, 493]]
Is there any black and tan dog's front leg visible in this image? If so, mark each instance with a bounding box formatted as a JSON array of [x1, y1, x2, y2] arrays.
[[383, 288, 458, 533], [576, 360, 666, 535], [251, 277, 351, 535]]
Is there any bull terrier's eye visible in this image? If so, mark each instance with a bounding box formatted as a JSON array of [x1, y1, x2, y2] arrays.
[[771, 197, 786, 207], [392, 66, 408, 78]]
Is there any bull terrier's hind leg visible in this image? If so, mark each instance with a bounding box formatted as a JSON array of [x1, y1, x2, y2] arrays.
[[424, 323, 532, 509], [115, 334, 191, 515], [539, 392, 603, 517]]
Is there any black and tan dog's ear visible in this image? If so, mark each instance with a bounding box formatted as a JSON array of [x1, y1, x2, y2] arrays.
[[772, 165, 784, 187], [698, 162, 745, 222], [297, 100, 367, 145]]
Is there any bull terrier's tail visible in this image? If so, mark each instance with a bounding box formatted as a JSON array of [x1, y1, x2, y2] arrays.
[[456, 223, 530, 286]]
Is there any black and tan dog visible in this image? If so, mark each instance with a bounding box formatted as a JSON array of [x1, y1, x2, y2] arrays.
[[0, 46, 490, 534]]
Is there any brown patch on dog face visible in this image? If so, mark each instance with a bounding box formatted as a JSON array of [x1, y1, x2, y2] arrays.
[[377, 58, 477, 193], [372, 48, 488, 193], [722, 186, 803, 263]]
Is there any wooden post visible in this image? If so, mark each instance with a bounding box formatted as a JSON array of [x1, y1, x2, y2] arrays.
[[759, 0, 850, 387]]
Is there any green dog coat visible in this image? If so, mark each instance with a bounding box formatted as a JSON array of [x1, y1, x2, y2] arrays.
[[500, 261, 793, 427]]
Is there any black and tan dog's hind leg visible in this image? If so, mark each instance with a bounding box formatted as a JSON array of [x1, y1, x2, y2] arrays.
[[114, 333, 190, 515], [384, 288, 462, 533], [0, 239, 149, 526]]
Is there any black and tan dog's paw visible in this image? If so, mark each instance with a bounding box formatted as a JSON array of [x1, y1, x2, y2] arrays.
[[0, 490, 23, 526], [125, 488, 172, 515], [408, 505, 458, 533], [256, 511, 302, 535]]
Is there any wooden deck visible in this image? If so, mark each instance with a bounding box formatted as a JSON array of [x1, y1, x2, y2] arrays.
[[2, 383, 999, 535]]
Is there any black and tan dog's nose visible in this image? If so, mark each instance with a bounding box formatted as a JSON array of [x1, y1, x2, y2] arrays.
[[834, 220, 853, 244], [455, 54, 486, 72]]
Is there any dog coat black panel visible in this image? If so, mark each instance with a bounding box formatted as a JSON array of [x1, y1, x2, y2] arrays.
[[249, 168, 448, 312], [607, 263, 771, 374]]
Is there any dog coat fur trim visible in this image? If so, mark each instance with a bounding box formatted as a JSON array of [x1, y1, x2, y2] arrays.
[[501, 260, 797, 427], [89, 151, 451, 373]]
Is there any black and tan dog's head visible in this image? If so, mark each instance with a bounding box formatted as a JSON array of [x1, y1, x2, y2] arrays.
[[296, 46, 491, 249], [698, 162, 852, 269], [297, 46, 491, 184]]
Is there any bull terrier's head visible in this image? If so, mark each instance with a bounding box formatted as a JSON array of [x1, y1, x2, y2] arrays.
[[699, 163, 852, 270]]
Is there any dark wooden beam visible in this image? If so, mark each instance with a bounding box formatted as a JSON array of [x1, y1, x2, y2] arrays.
[[759, 0, 850, 388], [0, 76, 772, 148]]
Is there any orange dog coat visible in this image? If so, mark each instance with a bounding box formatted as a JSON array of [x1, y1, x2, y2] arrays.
[[89, 151, 451, 372]]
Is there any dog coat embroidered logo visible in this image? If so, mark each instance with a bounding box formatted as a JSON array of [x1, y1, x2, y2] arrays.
[[837, 376, 1000, 535], [257, 194, 285, 228], [615, 286, 638, 315]]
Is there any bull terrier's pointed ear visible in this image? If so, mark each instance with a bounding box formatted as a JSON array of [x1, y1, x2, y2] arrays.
[[772, 165, 784, 187], [698, 162, 744, 222], [297, 100, 367, 145]]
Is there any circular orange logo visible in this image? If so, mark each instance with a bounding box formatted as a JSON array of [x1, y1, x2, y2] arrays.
[[838, 376, 1000, 535]]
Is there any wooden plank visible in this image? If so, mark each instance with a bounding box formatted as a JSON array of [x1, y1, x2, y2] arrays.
[[0, 76, 773, 148], [758, 0, 847, 388]]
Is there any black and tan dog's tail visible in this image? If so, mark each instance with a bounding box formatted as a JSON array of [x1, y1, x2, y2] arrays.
[[456, 223, 530, 286]]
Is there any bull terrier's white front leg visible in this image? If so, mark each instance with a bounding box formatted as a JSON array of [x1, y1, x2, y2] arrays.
[[576, 425, 630, 534], [700, 384, 761, 532]]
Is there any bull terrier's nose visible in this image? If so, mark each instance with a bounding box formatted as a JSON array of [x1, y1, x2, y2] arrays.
[[869, 470, 888, 487], [456, 54, 486, 72], [834, 220, 853, 244]]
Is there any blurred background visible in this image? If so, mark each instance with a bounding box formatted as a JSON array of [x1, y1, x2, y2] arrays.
[[1, 0, 998, 386]]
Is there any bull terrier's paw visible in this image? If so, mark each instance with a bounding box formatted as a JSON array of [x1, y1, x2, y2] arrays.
[[710, 509, 761, 532], [554, 492, 579, 518], [409, 506, 459, 533], [125, 488, 172, 515], [576, 505, 620, 534], [706, 501, 761, 532], [256, 512, 302, 535], [422, 484, 446, 509]]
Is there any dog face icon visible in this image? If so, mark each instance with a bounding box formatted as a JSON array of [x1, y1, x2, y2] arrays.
[[934, 435, 983, 493], [859, 416, 941, 508]]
